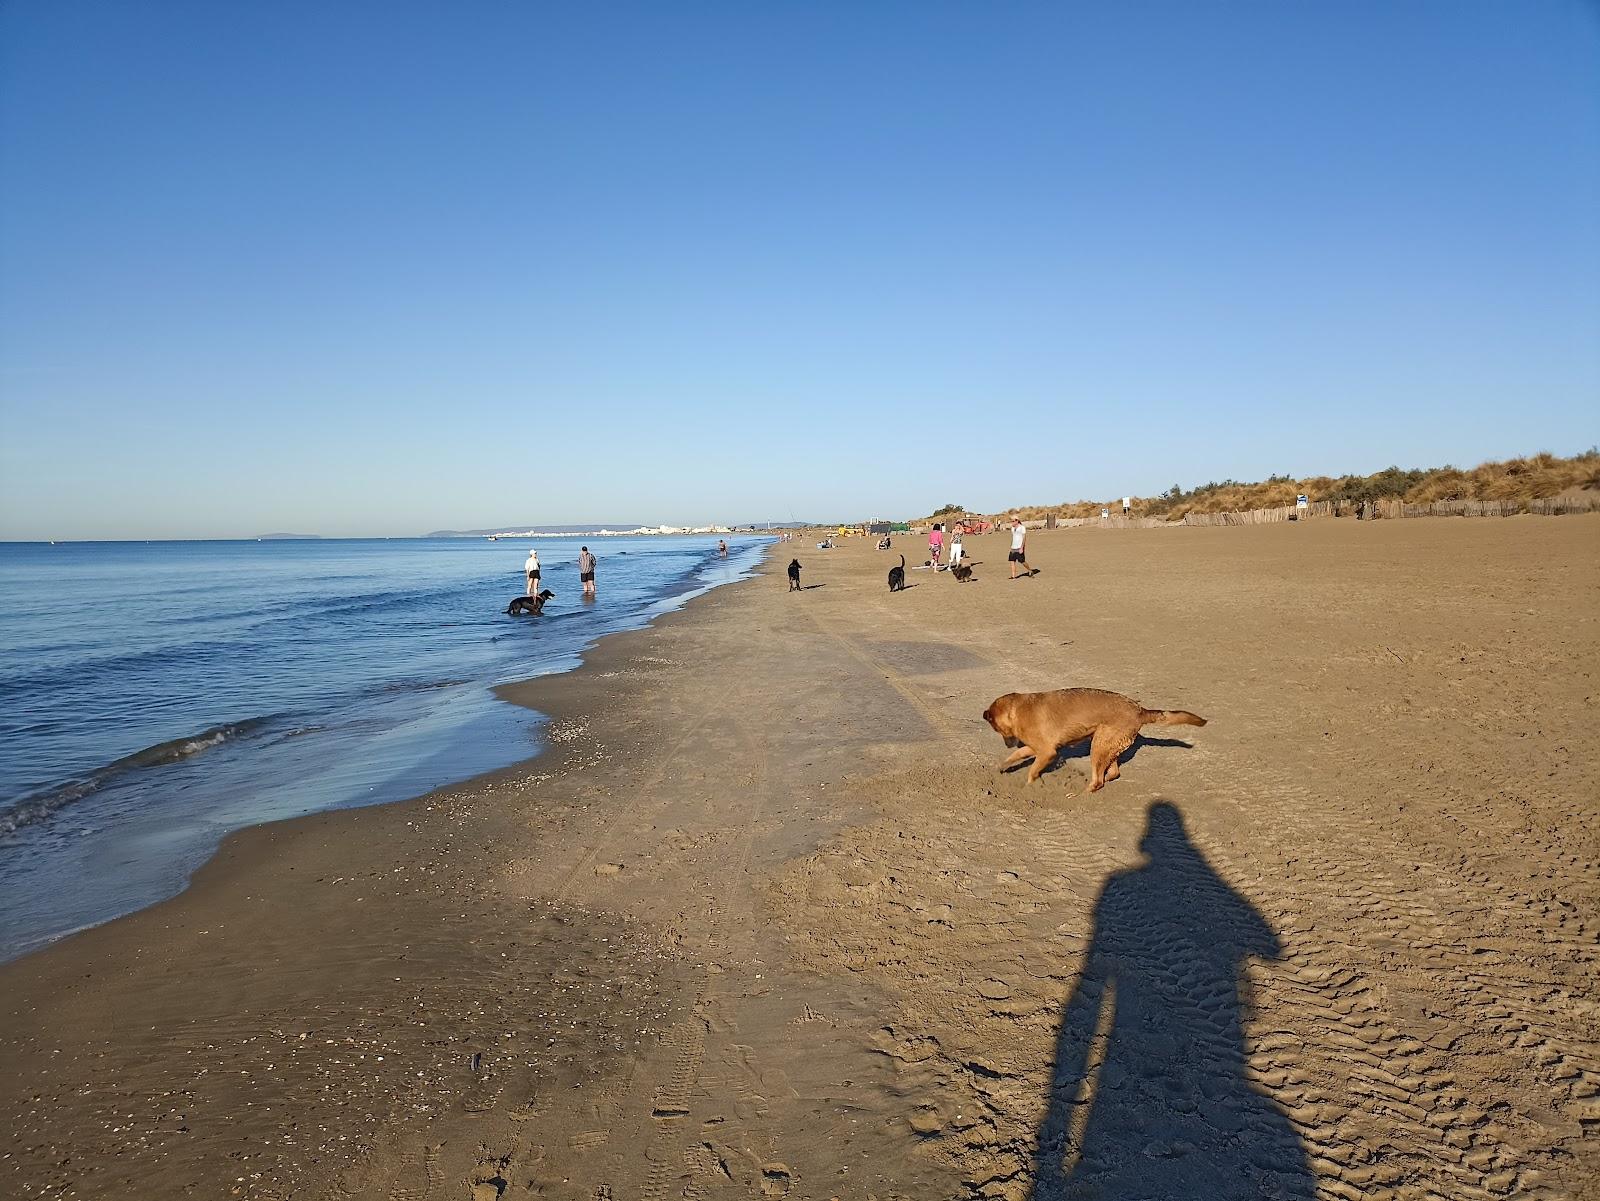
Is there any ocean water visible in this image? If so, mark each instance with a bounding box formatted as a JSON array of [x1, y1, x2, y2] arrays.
[[0, 535, 769, 960]]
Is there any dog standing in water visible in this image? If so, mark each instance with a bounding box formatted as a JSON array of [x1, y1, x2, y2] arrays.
[[983, 688, 1206, 789], [506, 589, 556, 616], [787, 560, 803, 591]]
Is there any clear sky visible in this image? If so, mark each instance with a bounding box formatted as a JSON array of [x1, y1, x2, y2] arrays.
[[1, 1, 1596, 539]]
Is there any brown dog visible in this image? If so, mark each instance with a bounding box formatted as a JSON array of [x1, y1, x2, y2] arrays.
[[982, 688, 1206, 789]]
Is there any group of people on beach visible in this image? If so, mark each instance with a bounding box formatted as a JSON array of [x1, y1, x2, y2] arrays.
[[524, 546, 597, 598], [925, 517, 1034, 579]]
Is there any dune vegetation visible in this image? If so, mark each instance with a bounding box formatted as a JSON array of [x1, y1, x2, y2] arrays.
[[929, 449, 1600, 524]]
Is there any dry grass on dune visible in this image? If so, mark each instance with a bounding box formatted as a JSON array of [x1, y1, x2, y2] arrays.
[[932, 448, 1600, 525]]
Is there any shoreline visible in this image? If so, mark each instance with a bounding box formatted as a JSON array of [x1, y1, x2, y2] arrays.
[[3, 518, 1596, 1199], [0, 547, 797, 1199], [0, 536, 770, 964]]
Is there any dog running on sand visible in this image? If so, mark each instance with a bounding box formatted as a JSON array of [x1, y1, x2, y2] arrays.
[[506, 589, 556, 616], [887, 555, 906, 592], [982, 688, 1206, 789], [949, 563, 974, 583], [787, 559, 803, 591]]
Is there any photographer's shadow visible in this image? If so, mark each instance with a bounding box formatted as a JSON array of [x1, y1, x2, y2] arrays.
[[1032, 802, 1314, 1199]]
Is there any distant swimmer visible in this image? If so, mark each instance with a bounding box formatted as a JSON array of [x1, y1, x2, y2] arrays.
[[579, 546, 597, 596], [719, 539, 728, 557], [524, 548, 541, 596]]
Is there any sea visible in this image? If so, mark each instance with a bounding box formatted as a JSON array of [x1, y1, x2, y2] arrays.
[[0, 535, 770, 961]]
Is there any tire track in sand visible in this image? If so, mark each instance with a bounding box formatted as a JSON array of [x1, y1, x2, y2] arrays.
[[639, 705, 774, 1200], [1188, 746, 1600, 1199]]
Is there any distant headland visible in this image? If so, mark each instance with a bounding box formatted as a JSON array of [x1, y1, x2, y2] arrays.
[[425, 523, 794, 539]]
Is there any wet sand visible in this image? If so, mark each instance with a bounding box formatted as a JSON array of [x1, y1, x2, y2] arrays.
[[2, 516, 1597, 1200]]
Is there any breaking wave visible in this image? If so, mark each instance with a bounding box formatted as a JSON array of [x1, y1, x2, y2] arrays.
[[0, 718, 272, 837]]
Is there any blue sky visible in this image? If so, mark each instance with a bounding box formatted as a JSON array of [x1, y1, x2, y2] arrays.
[[1, 0, 1596, 538]]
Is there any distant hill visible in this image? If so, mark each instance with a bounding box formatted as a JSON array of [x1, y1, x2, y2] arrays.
[[424, 524, 647, 537], [427, 521, 813, 537]]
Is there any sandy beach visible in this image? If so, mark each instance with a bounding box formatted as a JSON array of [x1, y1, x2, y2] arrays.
[[3, 516, 1597, 1200]]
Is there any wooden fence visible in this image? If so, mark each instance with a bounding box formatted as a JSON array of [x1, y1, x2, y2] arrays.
[[1179, 500, 1338, 526], [1360, 495, 1600, 519], [1057, 514, 1171, 529]]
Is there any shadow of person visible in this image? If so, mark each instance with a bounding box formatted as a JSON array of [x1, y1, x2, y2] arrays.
[[1031, 802, 1313, 1200]]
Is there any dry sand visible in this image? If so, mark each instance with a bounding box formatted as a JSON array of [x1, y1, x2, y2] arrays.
[[2, 516, 1597, 1200]]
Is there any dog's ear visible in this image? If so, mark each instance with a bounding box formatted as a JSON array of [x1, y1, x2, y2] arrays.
[[981, 705, 993, 725]]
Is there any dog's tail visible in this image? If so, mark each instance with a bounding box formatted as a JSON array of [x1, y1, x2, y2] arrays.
[[899, 555, 905, 568], [1140, 708, 1207, 728]]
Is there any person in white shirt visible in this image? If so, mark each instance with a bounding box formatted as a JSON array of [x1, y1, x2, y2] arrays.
[[1008, 518, 1034, 579], [948, 525, 965, 568], [524, 549, 541, 596]]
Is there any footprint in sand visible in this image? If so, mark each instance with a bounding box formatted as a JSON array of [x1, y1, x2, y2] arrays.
[[759, 1162, 792, 1196], [468, 1151, 510, 1200], [909, 1108, 945, 1136]]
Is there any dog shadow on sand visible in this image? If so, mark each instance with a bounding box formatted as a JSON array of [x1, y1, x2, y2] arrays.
[[1030, 801, 1315, 1200], [1006, 734, 1194, 783]]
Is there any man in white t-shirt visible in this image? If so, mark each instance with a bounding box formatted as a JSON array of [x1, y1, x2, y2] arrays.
[[524, 549, 541, 596], [1008, 518, 1034, 579]]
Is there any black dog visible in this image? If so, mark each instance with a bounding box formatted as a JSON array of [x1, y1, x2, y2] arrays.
[[506, 589, 556, 615], [787, 559, 803, 591], [888, 554, 906, 592], [950, 563, 974, 583]]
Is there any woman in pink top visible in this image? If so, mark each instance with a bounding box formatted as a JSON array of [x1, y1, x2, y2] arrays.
[[928, 523, 944, 567]]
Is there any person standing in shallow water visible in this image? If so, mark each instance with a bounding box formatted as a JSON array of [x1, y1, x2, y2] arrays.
[[578, 546, 596, 596], [718, 539, 728, 557], [523, 548, 541, 596]]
